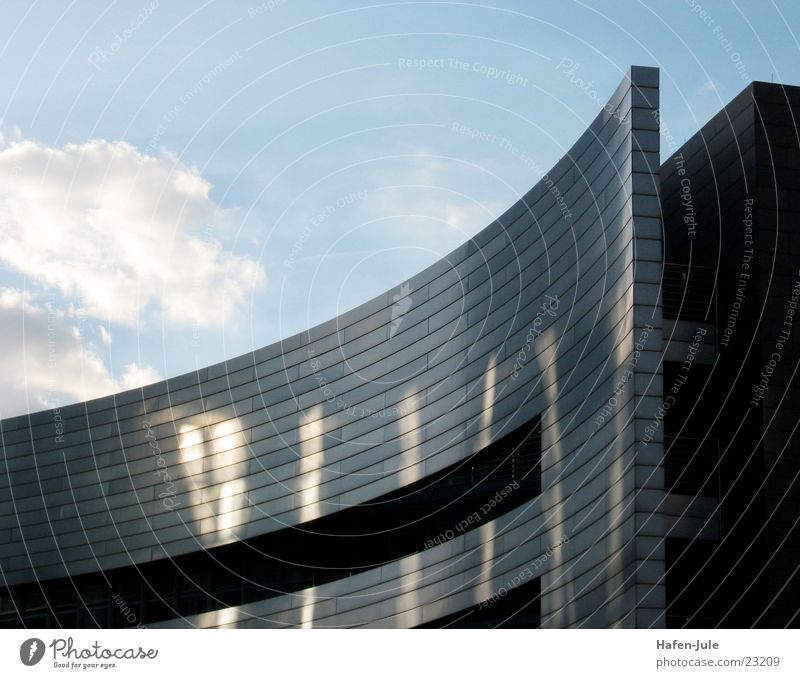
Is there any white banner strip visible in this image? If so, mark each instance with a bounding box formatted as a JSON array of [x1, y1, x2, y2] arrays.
[[1, 629, 797, 677]]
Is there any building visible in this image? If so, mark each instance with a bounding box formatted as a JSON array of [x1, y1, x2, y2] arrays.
[[659, 77, 800, 628], [0, 66, 797, 629]]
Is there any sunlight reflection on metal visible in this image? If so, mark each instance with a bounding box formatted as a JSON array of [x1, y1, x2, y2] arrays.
[[396, 388, 424, 486], [178, 423, 204, 463], [533, 329, 568, 627], [211, 419, 241, 453], [298, 405, 324, 523], [212, 604, 240, 628], [217, 478, 246, 531], [478, 354, 497, 449], [476, 520, 496, 604], [300, 593, 316, 629]]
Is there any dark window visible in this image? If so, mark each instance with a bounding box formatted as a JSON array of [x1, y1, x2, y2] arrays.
[[666, 538, 724, 628], [662, 263, 716, 322]]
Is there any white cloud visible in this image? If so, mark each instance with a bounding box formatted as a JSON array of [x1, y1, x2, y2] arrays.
[[0, 289, 160, 417], [444, 202, 488, 231], [0, 138, 266, 327], [361, 155, 504, 246], [119, 363, 161, 390], [98, 324, 112, 345], [0, 119, 22, 148], [699, 79, 721, 95]]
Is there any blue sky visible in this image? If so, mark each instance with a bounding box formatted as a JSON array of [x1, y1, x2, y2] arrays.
[[0, 0, 798, 416]]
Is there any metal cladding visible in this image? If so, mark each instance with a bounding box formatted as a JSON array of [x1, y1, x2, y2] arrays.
[[0, 66, 665, 628]]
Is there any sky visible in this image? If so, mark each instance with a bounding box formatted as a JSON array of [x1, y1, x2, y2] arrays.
[[0, 0, 798, 418]]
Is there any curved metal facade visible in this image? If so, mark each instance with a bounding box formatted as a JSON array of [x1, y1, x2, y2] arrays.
[[0, 66, 664, 628]]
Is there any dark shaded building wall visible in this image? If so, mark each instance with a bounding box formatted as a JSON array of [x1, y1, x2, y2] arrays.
[[753, 82, 800, 627], [660, 81, 800, 628]]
